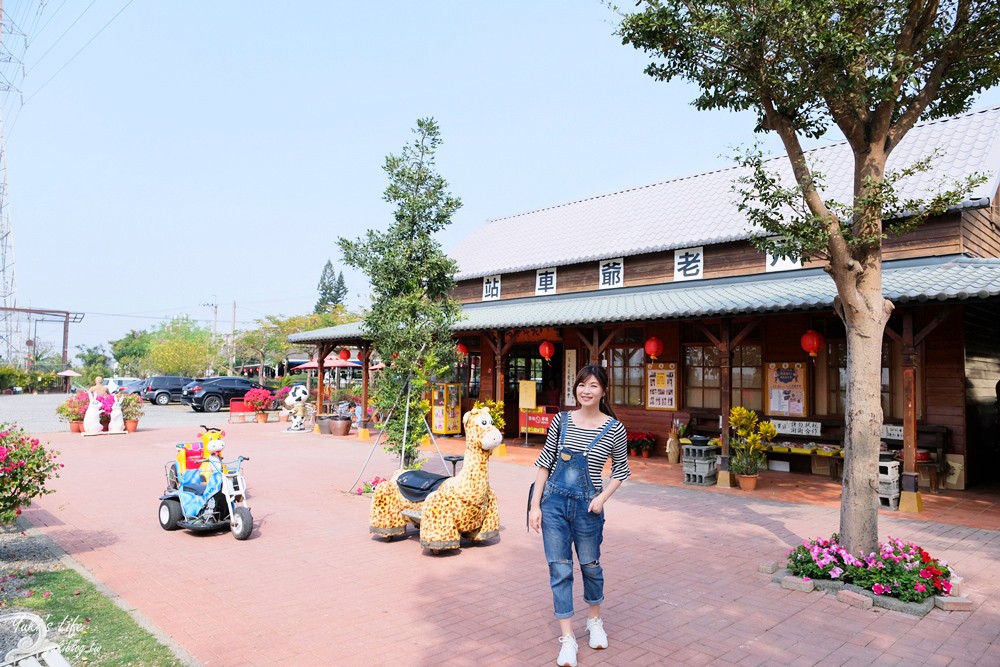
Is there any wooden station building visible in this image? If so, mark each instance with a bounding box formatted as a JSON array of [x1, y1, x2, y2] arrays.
[[290, 106, 1000, 494]]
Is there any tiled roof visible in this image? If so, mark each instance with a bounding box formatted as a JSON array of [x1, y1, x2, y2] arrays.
[[451, 106, 1000, 280], [288, 256, 1000, 343]]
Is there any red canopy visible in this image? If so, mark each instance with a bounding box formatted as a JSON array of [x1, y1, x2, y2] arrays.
[[293, 357, 362, 371]]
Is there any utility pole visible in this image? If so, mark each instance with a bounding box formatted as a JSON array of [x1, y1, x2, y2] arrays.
[[229, 301, 236, 375], [201, 295, 218, 339]]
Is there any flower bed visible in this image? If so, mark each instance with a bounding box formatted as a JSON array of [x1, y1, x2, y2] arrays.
[[787, 534, 951, 603]]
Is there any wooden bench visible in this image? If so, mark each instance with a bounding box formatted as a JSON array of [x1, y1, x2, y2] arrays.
[[228, 398, 253, 424], [1, 612, 72, 667]]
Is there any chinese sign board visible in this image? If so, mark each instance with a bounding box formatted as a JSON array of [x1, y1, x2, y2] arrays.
[[598, 258, 624, 289], [563, 349, 577, 406], [519, 407, 557, 435], [881, 424, 904, 440], [535, 267, 557, 295], [482, 275, 501, 301], [646, 362, 678, 411], [771, 419, 822, 437], [765, 362, 808, 417], [674, 246, 704, 282]]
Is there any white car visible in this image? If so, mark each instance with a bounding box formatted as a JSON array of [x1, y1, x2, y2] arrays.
[[104, 377, 140, 393]]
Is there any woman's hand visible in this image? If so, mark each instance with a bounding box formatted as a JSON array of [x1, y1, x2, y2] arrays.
[[588, 495, 606, 514], [529, 507, 542, 533]]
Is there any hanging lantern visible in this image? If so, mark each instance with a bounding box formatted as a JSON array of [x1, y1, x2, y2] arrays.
[[801, 330, 825, 358], [357, 349, 364, 360], [644, 336, 664, 361], [338, 348, 351, 361], [539, 341, 555, 362], [456, 342, 469, 357]]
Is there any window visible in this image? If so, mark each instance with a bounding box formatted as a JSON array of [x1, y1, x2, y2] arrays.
[[609, 328, 645, 406], [731, 344, 763, 411], [460, 353, 481, 399], [824, 340, 921, 419], [683, 342, 762, 410]]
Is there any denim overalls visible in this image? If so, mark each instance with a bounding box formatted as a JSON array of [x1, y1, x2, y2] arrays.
[[541, 412, 618, 619]]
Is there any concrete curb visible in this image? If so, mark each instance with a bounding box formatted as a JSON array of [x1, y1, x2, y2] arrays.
[[770, 566, 943, 617]]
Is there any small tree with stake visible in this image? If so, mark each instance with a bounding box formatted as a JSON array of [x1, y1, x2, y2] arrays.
[[338, 118, 462, 466]]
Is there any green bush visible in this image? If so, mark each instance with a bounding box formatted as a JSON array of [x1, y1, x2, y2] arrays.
[[0, 422, 61, 524]]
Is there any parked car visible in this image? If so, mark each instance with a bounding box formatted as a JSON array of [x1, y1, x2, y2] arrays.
[[181, 377, 275, 413], [117, 379, 146, 395], [104, 376, 140, 393], [142, 376, 194, 405]]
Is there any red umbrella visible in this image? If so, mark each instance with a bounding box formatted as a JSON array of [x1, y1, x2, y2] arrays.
[[294, 357, 362, 370]]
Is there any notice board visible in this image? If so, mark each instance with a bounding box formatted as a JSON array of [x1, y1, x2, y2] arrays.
[[646, 362, 678, 411], [765, 362, 808, 417]]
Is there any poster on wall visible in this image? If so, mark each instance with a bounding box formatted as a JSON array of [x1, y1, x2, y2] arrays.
[[765, 362, 808, 417], [563, 349, 577, 406], [646, 362, 678, 411]]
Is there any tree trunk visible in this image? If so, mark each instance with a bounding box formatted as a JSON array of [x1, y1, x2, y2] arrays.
[[838, 315, 886, 555]]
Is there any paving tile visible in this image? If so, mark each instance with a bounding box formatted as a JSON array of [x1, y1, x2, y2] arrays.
[[12, 424, 1000, 666]]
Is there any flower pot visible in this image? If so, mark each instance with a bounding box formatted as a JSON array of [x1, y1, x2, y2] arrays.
[[278, 411, 289, 422], [124, 419, 138, 433], [329, 416, 352, 437], [641, 450, 650, 458], [69, 421, 83, 433], [255, 412, 269, 424], [316, 416, 332, 434], [736, 474, 759, 491]]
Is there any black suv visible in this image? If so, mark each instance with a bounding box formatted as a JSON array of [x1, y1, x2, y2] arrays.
[[181, 377, 274, 413], [142, 376, 195, 405]]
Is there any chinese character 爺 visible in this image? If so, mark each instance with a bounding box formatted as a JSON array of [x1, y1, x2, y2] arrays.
[[600, 261, 622, 287]]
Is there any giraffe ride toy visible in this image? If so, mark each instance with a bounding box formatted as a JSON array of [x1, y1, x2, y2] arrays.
[[368, 406, 503, 553]]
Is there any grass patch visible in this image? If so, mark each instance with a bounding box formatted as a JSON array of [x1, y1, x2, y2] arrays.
[[3, 568, 184, 666]]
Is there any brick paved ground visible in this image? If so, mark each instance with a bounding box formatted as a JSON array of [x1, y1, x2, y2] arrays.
[[18, 422, 1000, 666]]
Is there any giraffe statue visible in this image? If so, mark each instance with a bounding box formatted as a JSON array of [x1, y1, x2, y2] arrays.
[[368, 406, 503, 552]]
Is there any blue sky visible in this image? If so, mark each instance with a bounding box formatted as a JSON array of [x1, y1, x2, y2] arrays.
[[4, 1, 1000, 358]]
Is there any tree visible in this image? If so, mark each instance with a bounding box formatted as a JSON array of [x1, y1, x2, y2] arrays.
[[338, 117, 462, 463], [315, 260, 349, 313], [619, 0, 1000, 554], [75, 344, 112, 384], [110, 329, 153, 375], [147, 316, 215, 376]]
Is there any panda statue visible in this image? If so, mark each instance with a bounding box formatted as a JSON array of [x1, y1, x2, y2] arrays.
[[285, 385, 310, 432]]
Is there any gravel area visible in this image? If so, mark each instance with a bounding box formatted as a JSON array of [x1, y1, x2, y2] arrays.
[[0, 392, 234, 435], [0, 521, 68, 656]]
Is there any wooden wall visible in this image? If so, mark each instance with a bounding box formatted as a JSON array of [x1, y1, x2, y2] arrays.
[[455, 213, 976, 304]]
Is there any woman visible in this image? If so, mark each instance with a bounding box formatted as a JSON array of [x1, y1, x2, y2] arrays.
[[529, 364, 630, 667]]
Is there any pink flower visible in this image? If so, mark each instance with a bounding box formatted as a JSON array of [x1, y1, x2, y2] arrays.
[[42, 592, 51, 598], [872, 583, 887, 595], [914, 583, 926, 593], [941, 581, 952, 594]]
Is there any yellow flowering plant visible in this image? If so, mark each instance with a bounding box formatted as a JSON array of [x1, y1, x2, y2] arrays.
[[728, 406, 776, 475]]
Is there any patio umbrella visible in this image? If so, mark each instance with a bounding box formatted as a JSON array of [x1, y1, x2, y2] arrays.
[[293, 357, 362, 370], [56, 369, 82, 377]]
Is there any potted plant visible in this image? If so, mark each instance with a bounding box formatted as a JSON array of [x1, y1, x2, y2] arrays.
[[273, 387, 291, 421], [243, 388, 273, 423], [56, 392, 89, 432], [120, 393, 144, 432], [329, 400, 354, 437], [728, 406, 777, 490]]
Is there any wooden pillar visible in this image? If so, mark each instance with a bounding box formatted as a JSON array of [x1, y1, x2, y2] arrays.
[[314, 342, 335, 417], [360, 343, 372, 431]]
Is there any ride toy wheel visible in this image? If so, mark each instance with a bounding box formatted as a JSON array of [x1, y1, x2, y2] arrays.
[[231, 506, 253, 540], [158, 499, 182, 531]]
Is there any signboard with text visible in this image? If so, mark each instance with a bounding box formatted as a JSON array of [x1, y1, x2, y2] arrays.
[[646, 362, 678, 411], [765, 362, 808, 417]]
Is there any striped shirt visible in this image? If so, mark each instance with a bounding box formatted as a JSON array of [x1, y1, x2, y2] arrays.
[[534, 411, 630, 492]]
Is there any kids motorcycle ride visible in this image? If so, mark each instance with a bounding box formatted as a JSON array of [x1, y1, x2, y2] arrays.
[[158, 426, 253, 540]]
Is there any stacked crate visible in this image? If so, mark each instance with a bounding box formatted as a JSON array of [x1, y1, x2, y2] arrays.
[[878, 460, 900, 510], [683, 443, 719, 486]]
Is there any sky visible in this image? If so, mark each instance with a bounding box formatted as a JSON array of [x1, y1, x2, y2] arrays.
[[3, 1, 1000, 363]]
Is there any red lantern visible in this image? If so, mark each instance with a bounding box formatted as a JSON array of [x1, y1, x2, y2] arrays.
[[801, 330, 825, 358], [456, 342, 468, 357], [539, 341, 555, 362], [338, 348, 351, 361], [357, 349, 364, 360], [644, 336, 664, 361]]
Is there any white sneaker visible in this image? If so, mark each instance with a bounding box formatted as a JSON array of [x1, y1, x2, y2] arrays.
[[556, 635, 578, 667], [587, 617, 608, 649]]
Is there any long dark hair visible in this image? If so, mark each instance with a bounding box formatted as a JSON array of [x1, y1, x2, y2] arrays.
[[575, 364, 617, 419]]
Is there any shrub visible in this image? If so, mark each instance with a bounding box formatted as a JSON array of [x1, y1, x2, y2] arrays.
[[243, 387, 273, 412], [55, 392, 90, 422], [120, 393, 145, 420], [0, 423, 61, 524], [787, 534, 952, 602]]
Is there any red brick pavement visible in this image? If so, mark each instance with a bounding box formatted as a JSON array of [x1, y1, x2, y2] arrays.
[[20, 424, 1000, 666]]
